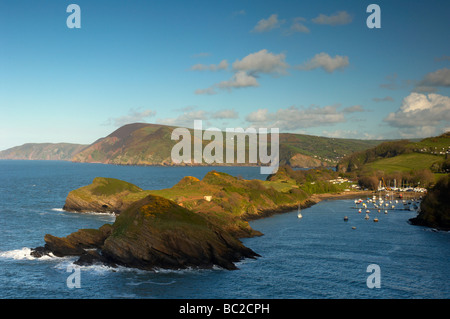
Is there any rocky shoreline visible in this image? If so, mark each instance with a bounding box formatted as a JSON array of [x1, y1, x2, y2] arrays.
[[30, 172, 376, 271], [32, 195, 259, 270]]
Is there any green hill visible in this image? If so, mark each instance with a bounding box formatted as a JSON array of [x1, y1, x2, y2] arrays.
[[337, 133, 449, 174], [0, 143, 87, 161], [336, 132, 450, 189], [71, 123, 382, 167], [0, 123, 385, 167], [365, 153, 443, 173]]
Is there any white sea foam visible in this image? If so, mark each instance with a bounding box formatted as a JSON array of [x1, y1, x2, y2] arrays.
[[51, 208, 115, 217], [54, 258, 125, 274], [0, 247, 56, 261], [126, 280, 176, 286], [50, 208, 116, 222]]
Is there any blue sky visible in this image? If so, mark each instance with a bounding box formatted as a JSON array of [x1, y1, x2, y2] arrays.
[[1, 0, 449, 150]]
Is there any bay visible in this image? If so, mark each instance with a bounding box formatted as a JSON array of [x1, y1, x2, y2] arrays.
[[0, 160, 448, 299]]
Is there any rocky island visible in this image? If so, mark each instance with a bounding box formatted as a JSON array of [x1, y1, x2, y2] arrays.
[[31, 166, 370, 270], [34, 194, 258, 270]]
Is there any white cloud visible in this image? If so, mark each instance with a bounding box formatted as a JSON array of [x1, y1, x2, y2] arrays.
[[194, 87, 217, 95], [245, 109, 269, 123], [384, 92, 450, 137], [232, 49, 288, 75], [288, 17, 310, 34], [297, 52, 349, 73], [312, 11, 352, 26], [211, 109, 239, 119], [343, 105, 364, 113], [418, 68, 450, 88], [245, 105, 346, 130], [434, 55, 450, 62], [217, 71, 259, 89], [322, 129, 382, 140], [194, 49, 288, 94], [106, 108, 156, 127], [158, 110, 209, 128], [252, 14, 285, 33], [191, 60, 228, 71], [158, 108, 239, 128]]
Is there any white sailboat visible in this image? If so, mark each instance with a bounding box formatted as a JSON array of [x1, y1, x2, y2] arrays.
[[297, 203, 302, 219]]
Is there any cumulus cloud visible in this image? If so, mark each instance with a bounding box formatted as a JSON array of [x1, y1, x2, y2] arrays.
[[342, 105, 364, 113], [297, 52, 349, 73], [194, 49, 289, 94], [251, 14, 285, 33], [191, 60, 228, 71], [232, 49, 288, 75], [245, 108, 270, 123], [217, 71, 259, 89], [106, 108, 156, 127], [384, 92, 450, 137], [417, 68, 450, 88], [211, 109, 239, 119], [158, 108, 239, 128], [312, 11, 352, 26], [158, 110, 209, 128], [434, 55, 450, 62], [322, 129, 382, 140], [286, 17, 310, 34], [245, 105, 346, 130]]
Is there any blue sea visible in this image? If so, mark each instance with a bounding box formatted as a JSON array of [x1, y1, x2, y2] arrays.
[[0, 160, 449, 299]]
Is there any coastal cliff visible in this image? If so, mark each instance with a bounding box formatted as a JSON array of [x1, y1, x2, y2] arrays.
[[34, 195, 258, 270], [409, 174, 450, 231]]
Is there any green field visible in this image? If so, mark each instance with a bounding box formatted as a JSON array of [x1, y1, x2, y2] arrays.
[[365, 152, 444, 173]]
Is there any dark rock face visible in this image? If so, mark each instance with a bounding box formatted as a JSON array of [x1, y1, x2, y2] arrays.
[[409, 174, 450, 231], [43, 225, 113, 257], [62, 177, 144, 214], [32, 195, 258, 271], [74, 250, 114, 267]]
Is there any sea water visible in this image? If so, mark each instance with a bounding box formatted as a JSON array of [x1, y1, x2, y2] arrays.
[[0, 160, 448, 299]]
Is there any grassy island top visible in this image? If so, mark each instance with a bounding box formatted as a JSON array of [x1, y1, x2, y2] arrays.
[[64, 166, 365, 238]]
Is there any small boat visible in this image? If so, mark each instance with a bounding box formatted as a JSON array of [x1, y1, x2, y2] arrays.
[[297, 203, 302, 219], [352, 226, 356, 230], [344, 216, 348, 221], [374, 218, 379, 222], [384, 210, 388, 214], [365, 214, 370, 220], [358, 209, 362, 213]]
